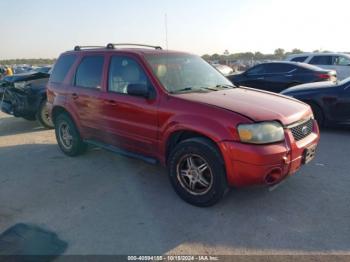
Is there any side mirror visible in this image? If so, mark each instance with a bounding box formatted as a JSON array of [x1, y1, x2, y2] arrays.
[[127, 83, 151, 98]]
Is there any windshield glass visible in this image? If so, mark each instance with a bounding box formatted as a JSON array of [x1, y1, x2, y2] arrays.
[[145, 54, 234, 93]]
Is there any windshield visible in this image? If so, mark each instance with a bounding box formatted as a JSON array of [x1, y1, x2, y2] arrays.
[[145, 54, 234, 93]]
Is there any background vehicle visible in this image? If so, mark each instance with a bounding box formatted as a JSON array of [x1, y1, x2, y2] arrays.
[[47, 44, 319, 207], [212, 64, 234, 76], [286, 53, 350, 80], [282, 78, 350, 127], [0, 68, 53, 128], [228, 62, 336, 93]]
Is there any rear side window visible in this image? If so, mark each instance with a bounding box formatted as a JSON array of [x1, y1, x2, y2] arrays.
[[75, 56, 104, 89], [246, 65, 266, 75], [50, 54, 76, 83], [309, 56, 333, 65], [291, 56, 308, 62], [264, 63, 296, 73]]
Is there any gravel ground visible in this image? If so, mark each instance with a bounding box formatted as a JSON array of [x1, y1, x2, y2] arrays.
[[0, 111, 349, 256]]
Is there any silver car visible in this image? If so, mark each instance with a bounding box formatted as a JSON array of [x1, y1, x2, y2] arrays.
[[285, 52, 350, 80]]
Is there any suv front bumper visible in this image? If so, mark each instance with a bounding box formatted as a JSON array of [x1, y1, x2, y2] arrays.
[[219, 119, 320, 187]]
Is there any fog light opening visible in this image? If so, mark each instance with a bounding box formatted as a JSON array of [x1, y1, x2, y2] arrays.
[[265, 168, 282, 185]]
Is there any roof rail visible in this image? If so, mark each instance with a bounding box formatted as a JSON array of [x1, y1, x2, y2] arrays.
[[106, 43, 162, 50], [74, 46, 105, 51]]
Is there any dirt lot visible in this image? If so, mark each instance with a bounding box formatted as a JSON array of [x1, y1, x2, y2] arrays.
[[0, 111, 349, 255]]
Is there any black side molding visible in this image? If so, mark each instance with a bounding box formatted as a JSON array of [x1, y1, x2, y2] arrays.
[[85, 140, 158, 165]]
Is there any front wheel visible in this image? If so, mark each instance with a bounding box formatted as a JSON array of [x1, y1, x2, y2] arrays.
[[168, 138, 228, 207]]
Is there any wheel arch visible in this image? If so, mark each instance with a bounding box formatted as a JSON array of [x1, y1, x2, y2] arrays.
[[51, 106, 83, 135], [165, 129, 224, 165]]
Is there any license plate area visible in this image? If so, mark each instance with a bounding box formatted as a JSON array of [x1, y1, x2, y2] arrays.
[[303, 145, 317, 164]]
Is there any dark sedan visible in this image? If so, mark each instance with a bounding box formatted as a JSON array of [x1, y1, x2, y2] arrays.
[[228, 62, 337, 93], [281, 78, 350, 127]]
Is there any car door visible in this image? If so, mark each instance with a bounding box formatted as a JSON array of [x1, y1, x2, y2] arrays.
[[329, 83, 350, 124], [261, 63, 297, 92], [65, 54, 106, 139], [241, 64, 267, 88], [99, 54, 159, 157]]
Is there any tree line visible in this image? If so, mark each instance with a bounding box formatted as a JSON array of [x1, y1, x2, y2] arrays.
[[201, 48, 333, 61], [0, 58, 56, 66]]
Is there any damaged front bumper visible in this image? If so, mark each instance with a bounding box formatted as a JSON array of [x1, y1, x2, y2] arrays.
[[0, 86, 40, 119]]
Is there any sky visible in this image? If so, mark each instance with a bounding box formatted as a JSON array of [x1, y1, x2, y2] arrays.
[[1, 0, 350, 59]]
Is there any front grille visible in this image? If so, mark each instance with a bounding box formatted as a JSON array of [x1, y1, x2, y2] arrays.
[[289, 118, 314, 141]]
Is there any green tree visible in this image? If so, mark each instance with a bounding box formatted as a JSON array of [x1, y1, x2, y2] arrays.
[[291, 48, 303, 54], [274, 48, 285, 59], [202, 54, 211, 61], [211, 53, 220, 61]]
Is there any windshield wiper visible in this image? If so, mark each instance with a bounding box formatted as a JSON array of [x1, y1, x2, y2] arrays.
[[171, 87, 214, 94], [170, 87, 195, 94], [215, 84, 235, 89]]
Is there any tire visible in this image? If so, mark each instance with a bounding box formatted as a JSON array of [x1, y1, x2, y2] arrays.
[[36, 99, 54, 129], [167, 137, 228, 207], [54, 113, 87, 157], [309, 102, 324, 127]]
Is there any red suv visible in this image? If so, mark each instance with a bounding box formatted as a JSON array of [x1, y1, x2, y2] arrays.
[[47, 43, 320, 207]]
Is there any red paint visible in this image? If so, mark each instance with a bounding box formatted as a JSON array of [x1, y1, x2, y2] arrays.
[[47, 48, 320, 188]]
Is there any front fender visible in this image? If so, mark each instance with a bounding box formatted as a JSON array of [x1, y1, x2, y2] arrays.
[[158, 113, 243, 164]]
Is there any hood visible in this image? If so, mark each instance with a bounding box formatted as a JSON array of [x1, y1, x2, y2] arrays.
[[176, 87, 311, 126], [282, 81, 337, 93], [5, 72, 50, 83]]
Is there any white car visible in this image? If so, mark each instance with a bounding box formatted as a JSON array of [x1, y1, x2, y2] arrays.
[[212, 64, 234, 76], [285, 53, 350, 80]]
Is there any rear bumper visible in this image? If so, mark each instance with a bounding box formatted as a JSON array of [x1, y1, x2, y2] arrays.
[[219, 119, 320, 187]]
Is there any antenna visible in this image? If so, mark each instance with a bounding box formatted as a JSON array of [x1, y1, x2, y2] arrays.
[[164, 13, 169, 91], [165, 13, 169, 50]]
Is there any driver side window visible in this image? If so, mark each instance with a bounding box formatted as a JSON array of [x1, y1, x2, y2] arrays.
[[108, 56, 148, 94]]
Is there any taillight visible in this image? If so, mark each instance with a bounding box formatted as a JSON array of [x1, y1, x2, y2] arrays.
[[316, 73, 331, 80]]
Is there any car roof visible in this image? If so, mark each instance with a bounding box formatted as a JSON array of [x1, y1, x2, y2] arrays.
[[61, 47, 191, 57], [256, 61, 304, 66], [255, 61, 329, 71], [288, 52, 350, 58]]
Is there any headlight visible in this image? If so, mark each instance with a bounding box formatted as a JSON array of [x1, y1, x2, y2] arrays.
[[14, 81, 28, 89], [238, 121, 285, 144]]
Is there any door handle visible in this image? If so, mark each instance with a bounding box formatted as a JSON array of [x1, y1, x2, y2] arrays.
[[257, 77, 265, 80], [71, 93, 79, 100], [105, 100, 117, 106]]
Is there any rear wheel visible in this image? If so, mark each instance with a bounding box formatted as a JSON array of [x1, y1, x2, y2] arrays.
[[168, 137, 228, 207], [54, 113, 87, 156], [36, 99, 54, 129]]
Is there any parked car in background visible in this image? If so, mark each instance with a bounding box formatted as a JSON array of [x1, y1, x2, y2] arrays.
[[47, 43, 320, 207], [286, 53, 350, 80], [228, 62, 336, 93], [212, 64, 234, 76], [0, 68, 53, 128], [282, 77, 350, 127]]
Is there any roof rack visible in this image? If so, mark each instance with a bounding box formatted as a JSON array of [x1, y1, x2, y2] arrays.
[[106, 43, 162, 50], [74, 46, 105, 51]]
